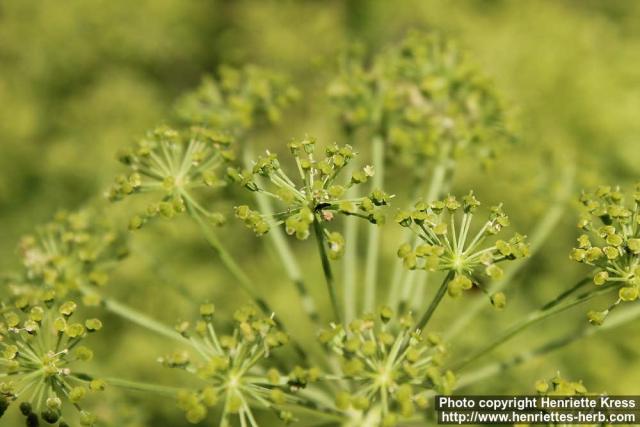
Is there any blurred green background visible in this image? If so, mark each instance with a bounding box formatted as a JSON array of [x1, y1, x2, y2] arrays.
[[1, 0, 640, 425]]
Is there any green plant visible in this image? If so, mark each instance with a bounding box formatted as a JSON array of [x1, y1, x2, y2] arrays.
[[2, 31, 639, 427]]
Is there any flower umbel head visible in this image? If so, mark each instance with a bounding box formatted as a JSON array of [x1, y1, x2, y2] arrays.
[[175, 65, 299, 136], [160, 305, 294, 425], [109, 126, 234, 229], [571, 184, 640, 324], [534, 373, 588, 396], [328, 32, 514, 168], [397, 192, 528, 302], [12, 209, 127, 301], [0, 294, 104, 426], [230, 137, 391, 259], [319, 308, 454, 426]]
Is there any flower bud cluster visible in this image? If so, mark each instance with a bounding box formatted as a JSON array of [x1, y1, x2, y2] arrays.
[[160, 304, 294, 425], [13, 209, 128, 300], [109, 126, 234, 229], [318, 307, 455, 426], [534, 374, 588, 396], [231, 137, 391, 259], [397, 192, 528, 303], [0, 294, 104, 426], [328, 32, 513, 168], [175, 65, 300, 135], [570, 184, 640, 324]]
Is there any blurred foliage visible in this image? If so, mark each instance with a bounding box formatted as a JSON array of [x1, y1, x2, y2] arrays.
[[1, 0, 640, 425]]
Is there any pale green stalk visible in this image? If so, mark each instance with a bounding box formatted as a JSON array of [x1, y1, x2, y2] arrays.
[[187, 203, 309, 361], [105, 377, 182, 397], [394, 147, 452, 312], [313, 219, 342, 323], [445, 164, 575, 339], [363, 135, 385, 313], [416, 271, 454, 331], [456, 302, 640, 389], [79, 285, 189, 345], [452, 279, 614, 370], [243, 149, 321, 325]]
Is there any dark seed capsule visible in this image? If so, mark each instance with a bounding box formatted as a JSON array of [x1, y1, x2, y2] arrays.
[[26, 412, 39, 427], [41, 409, 60, 424], [0, 397, 9, 417], [20, 402, 32, 416]]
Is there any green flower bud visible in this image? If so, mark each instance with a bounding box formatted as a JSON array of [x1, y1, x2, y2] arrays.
[[490, 292, 507, 309]]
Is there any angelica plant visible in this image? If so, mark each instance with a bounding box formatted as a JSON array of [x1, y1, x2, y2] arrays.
[[1, 30, 638, 427]]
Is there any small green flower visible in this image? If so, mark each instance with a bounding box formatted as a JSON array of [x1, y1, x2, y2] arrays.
[[319, 308, 454, 425], [397, 192, 528, 301], [571, 184, 640, 323], [175, 65, 299, 136], [109, 126, 233, 229], [11, 209, 128, 300], [230, 137, 391, 259], [160, 304, 295, 425], [0, 294, 104, 425]]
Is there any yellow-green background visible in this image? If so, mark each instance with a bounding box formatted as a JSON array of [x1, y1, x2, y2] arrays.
[[1, 1, 639, 425]]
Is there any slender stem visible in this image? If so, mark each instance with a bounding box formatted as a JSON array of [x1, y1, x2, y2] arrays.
[[106, 377, 182, 397], [342, 164, 359, 324], [416, 271, 454, 331], [445, 165, 575, 340], [343, 214, 358, 323], [251, 173, 321, 325], [78, 286, 189, 345], [313, 219, 342, 323], [363, 135, 385, 313], [396, 146, 452, 312], [452, 281, 617, 370], [99, 293, 189, 344], [188, 204, 309, 362], [456, 302, 640, 389]]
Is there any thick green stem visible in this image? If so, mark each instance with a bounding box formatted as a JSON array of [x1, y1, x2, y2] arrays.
[[445, 165, 575, 339], [456, 302, 640, 389], [416, 271, 454, 331], [452, 281, 617, 370], [363, 135, 385, 313], [313, 219, 342, 323]]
